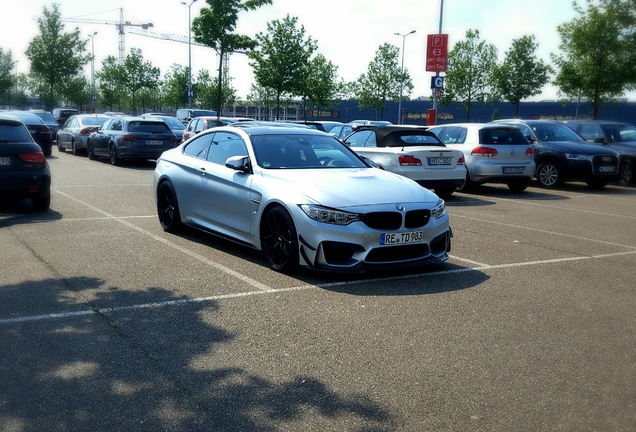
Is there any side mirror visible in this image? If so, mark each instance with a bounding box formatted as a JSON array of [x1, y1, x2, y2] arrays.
[[225, 155, 251, 174]]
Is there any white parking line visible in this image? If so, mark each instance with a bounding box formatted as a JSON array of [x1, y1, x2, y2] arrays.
[[55, 190, 275, 293], [3, 249, 635, 326]]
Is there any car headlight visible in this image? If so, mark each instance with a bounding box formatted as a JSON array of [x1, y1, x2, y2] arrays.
[[431, 199, 446, 219], [565, 153, 588, 160], [300, 204, 360, 225]]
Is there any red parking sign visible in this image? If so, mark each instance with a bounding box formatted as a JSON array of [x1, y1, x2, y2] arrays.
[[426, 34, 448, 72]]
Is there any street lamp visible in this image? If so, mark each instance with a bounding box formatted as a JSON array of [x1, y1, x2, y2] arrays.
[[394, 29, 416, 125], [181, 0, 198, 109], [90, 32, 97, 113]]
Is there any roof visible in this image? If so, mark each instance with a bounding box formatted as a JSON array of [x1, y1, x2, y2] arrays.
[[362, 125, 444, 148]]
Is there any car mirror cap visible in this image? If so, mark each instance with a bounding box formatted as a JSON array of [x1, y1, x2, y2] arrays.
[[225, 155, 251, 174]]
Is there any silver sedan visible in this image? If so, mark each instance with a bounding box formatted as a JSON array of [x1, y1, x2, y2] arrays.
[[57, 114, 110, 155], [154, 125, 452, 273]]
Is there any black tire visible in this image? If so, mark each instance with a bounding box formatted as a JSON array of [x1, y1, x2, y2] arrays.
[[57, 138, 65, 152], [31, 193, 51, 211], [536, 161, 562, 188], [618, 160, 633, 186], [156, 182, 181, 232], [260, 206, 298, 272], [109, 144, 119, 166], [87, 141, 96, 160], [71, 139, 78, 155], [507, 180, 529, 193], [457, 171, 474, 192], [44, 144, 52, 157], [585, 179, 607, 189]]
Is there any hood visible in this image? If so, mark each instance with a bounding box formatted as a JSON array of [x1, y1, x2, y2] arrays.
[[260, 168, 440, 207], [538, 140, 618, 155]]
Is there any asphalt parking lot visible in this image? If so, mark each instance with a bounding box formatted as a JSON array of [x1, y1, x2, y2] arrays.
[[1, 151, 635, 432]]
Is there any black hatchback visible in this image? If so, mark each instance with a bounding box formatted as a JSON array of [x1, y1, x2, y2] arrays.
[[4, 111, 54, 157], [0, 114, 51, 211]]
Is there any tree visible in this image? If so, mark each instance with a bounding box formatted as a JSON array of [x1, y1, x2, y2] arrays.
[[192, 0, 272, 116], [297, 54, 339, 120], [25, 4, 90, 110], [0, 49, 15, 106], [494, 35, 552, 117], [119, 48, 160, 115], [249, 14, 316, 119], [552, 0, 636, 118], [96, 56, 125, 111], [442, 29, 498, 121], [161, 64, 189, 110], [353, 43, 411, 120], [246, 82, 278, 120], [194, 68, 237, 110]]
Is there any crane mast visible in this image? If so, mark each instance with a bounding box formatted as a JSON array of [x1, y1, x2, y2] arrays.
[[60, 8, 153, 62]]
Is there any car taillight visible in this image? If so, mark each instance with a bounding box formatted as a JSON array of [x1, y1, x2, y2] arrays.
[[526, 147, 535, 156], [471, 147, 498, 156], [457, 155, 466, 165], [19, 151, 46, 165], [80, 127, 93, 136], [171, 136, 180, 144], [398, 155, 422, 166], [121, 135, 137, 141], [40, 126, 51, 134]]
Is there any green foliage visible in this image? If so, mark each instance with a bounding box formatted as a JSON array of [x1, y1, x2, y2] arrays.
[[192, 0, 272, 114], [443, 29, 498, 121], [494, 35, 552, 117], [161, 64, 189, 110], [194, 69, 237, 110], [552, 0, 636, 118], [25, 4, 90, 110], [354, 43, 411, 119], [249, 14, 316, 119], [297, 54, 339, 117], [0, 49, 15, 105]]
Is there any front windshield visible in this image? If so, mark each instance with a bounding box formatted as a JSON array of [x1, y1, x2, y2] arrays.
[[251, 134, 368, 169], [532, 123, 584, 141], [162, 117, 185, 130], [604, 124, 636, 142]]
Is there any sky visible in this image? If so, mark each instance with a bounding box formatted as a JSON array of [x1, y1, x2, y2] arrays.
[[2, 0, 620, 102]]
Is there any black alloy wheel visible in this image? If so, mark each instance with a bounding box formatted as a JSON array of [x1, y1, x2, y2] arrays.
[[536, 161, 561, 188], [157, 182, 181, 232], [87, 141, 96, 160], [109, 144, 119, 166], [261, 206, 299, 272], [618, 160, 633, 185]]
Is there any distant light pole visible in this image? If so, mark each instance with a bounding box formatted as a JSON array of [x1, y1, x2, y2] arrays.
[[90, 32, 98, 113], [182, 0, 198, 109], [395, 30, 415, 125]]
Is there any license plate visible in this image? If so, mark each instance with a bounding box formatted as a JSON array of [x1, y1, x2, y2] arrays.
[[428, 157, 451, 165], [503, 167, 525, 174], [598, 166, 616, 173], [28, 129, 36, 134], [0, 157, 10, 165], [145, 140, 163, 146], [380, 230, 425, 245]]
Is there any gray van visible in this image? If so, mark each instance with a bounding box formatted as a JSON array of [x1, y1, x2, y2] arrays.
[[176, 108, 217, 126]]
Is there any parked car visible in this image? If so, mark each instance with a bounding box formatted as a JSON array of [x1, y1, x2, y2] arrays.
[[103, 111, 125, 116], [176, 108, 217, 126], [4, 110, 54, 157], [141, 114, 186, 141], [0, 114, 51, 210], [29, 109, 60, 143], [492, 119, 620, 188], [561, 119, 636, 185], [154, 124, 451, 273], [87, 116, 180, 165], [343, 125, 466, 197], [52, 108, 80, 125], [57, 114, 110, 155], [283, 120, 343, 133], [427, 123, 536, 192], [182, 116, 254, 142]]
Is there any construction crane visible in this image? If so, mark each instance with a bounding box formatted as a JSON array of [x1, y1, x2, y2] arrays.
[[128, 28, 248, 73], [60, 8, 153, 62]]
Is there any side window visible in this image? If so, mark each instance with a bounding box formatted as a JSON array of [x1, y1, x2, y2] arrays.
[[207, 131, 247, 165], [184, 133, 215, 159], [579, 124, 602, 141], [437, 126, 462, 144], [363, 133, 377, 147], [101, 119, 112, 131], [345, 130, 373, 147]]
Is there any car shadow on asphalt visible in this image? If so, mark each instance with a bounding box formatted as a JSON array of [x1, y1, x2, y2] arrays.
[[1, 275, 395, 430], [0, 199, 63, 227]]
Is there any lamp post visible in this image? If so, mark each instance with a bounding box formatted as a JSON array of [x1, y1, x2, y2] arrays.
[[394, 30, 416, 125], [182, 0, 198, 109], [90, 32, 97, 113]]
